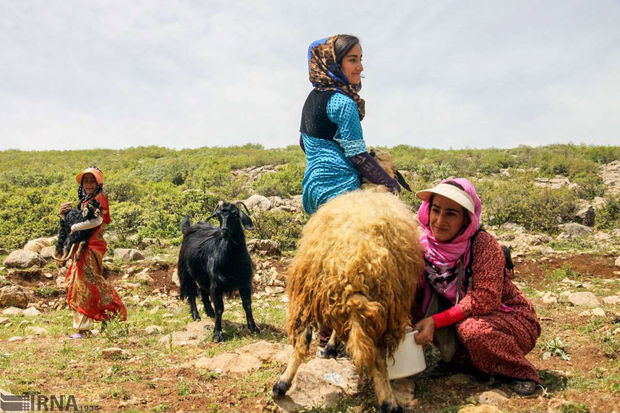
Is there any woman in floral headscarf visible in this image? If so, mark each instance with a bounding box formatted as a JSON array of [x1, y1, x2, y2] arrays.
[[58, 166, 126, 338], [411, 178, 540, 395], [299, 34, 402, 357]]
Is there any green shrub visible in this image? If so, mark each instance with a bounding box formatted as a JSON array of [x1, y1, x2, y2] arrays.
[[596, 196, 620, 230], [252, 210, 308, 251], [252, 163, 304, 197]]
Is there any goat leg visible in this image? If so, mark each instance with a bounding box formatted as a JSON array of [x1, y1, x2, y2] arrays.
[[200, 288, 215, 318], [211, 285, 225, 342], [273, 326, 313, 398], [372, 348, 403, 413], [239, 286, 260, 334]]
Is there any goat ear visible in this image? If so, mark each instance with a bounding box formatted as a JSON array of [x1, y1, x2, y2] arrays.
[[239, 210, 254, 231], [394, 170, 412, 192]]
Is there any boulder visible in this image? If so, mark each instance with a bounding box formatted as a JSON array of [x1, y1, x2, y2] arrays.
[[478, 389, 509, 405], [145, 325, 163, 335], [247, 239, 281, 256], [25, 326, 48, 336], [615, 256, 620, 268], [171, 269, 180, 287], [568, 292, 599, 308], [591, 308, 606, 317], [273, 358, 360, 413], [22, 307, 41, 317], [0, 316, 9, 325], [3, 250, 45, 269], [2, 307, 24, 316], [574, 205, 595, 227], [102, 347, 129, 360], [243, 194, 272, 212], [195, 352, 263, 374], [39, 246, 56, 260], [603, 296, 620, 305], [24, 238, 51, 254], [0, 285, 29, 308], [542, 292, 558, 305], [114, 248, 144, 262], [558, 223, 592, 239]]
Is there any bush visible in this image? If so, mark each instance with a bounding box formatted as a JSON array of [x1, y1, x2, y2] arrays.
[[252, 163, 304, 197], [252, 210, 308, 251], [596, 196, 620, 230]]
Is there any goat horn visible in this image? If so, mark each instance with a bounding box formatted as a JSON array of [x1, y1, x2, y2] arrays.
[[52, 243, 76, 266], [235, 201, 252, 216]]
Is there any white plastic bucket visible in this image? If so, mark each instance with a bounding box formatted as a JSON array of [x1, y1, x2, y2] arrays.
[[387, 329, 426, 380]]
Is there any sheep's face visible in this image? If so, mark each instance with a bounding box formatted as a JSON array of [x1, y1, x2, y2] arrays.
[[208, 201, 254, 235]]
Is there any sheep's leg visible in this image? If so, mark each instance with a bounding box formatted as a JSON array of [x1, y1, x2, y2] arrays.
[[372, 349, 403, 413], [239, 286, 260, 334], [323, 330, 343, 358], [200, 288, 215, 318], [183, 281, 201, 321], [211, 285, 225, 342], [273, 326, 313, 398]]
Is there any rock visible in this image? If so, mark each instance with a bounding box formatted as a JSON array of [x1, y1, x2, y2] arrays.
[[0, 285, 30, 308], [459, 405, 501, 413], [8, 336, 25, 342], [145, 325, 163, 335], [478, 389, 509, 405], [22, 307, 41, 317], [578, 310, 591, 317], [2, 306, 24, 316], [3, 250, 45, 269], [44, 272, 54, 279], [568, 292, 599, 308], [603, 296, 620, 305], [23, 238, 51, 254], [114, 249, 145, 262], [593, 232, 611, 242], [0, 316, 9, 325], [135, 269, 153, 283], [25, 326, 48, 336], [273, 358, 360, 413], [600, 160, 620, 195], [574, 205, 595, 227], [591, 308, 606, 317], [158, 320, 213, 347], [39, 246, 56, 260], [615, 256, 620, 268], [542, 292, 558, 305], [237, 340, 293, 364], [195, 352, 263, 373], [102, 347, 128, 360], [0, 248, 8, 255], [56, 275, 65, 288], [171, 269, 180, 287], [558, 223, 592, 239], [446, 373, 472, 385], [246, 239, 281, 256], [243, 194, 272, 212]]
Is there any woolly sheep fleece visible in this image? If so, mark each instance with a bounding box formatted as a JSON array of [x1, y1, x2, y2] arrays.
[[286, 188, 423, 363]]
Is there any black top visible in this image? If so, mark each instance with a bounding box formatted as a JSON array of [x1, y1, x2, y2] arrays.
[[300, 89, 338, 142]]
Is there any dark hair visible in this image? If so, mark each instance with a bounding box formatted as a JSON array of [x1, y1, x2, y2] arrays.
[[334, 34, 360, 65]]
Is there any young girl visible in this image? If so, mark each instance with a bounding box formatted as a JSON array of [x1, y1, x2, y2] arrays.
[[59, 166, 126, 338]]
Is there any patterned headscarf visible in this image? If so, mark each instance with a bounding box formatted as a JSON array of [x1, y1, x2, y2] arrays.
[[77, 165, 104, 203], [307, 36, 365, 120], [417, 178, 482, 307]]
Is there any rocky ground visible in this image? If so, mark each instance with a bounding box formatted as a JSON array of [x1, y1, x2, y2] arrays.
[[1, 223, 619, 413]]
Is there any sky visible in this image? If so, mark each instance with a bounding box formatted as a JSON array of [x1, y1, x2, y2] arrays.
[[1, 0, 619, 151]]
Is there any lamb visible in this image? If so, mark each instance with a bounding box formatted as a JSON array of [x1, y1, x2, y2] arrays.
[[177, 201, 260, 342], [273, 185, 423, 412], [52, 198, 101, 264]]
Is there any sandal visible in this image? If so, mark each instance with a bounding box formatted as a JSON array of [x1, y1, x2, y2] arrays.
[[421, 361, 460, 378], [511, 379, 537, 395], [68, 333, 83, 339]]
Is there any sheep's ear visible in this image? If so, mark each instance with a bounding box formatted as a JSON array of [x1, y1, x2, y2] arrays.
[[394, 170, 412, 192], [239, 210, 254, 231]]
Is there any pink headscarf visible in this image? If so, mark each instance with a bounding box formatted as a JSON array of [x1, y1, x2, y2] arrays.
[[417, 178, 482, 307]]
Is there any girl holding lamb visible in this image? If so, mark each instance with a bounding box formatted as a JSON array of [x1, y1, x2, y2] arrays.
[[412, 178, 540, 395], [299, 34, 402, 356], [58, 166, 126, 338]]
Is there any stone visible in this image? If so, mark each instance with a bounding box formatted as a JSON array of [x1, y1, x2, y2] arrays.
[[478, 389, 509, 405], [3, 250, 45, 269], [0, 285, 29, 308], [171, 269, 180, 287], [246, 239, 281, 256], [558, 223, 592, 239], [22, 307, 41, 317], [591, 308, 606, 317], [568, 292, 599, 308], [145, 325, 163, 335], [56, 276, 65, 288], [593, 232, 611, 242], [273, 358, 360, 413], [195, 352, 263, 373], [25, 326, 48, 335], [236, 340, 293, 364], [114, 248, 145, 262], [446, 373, 472, 385], [0, 316, 9, 325], [615, 256, 620, 268], [574, 205, 595, 227], [8, 336, 25, 342], [158, 320, 213, 347], [102, 347, 128, 360], [136, 269, 153, 283], [24, 238, 50, 254], [2, 307, 23, 316], [459, 405, 501, 413], [243, 194, 272, 211], [542, 292, 558, 305], [603, 296, 620, 305]]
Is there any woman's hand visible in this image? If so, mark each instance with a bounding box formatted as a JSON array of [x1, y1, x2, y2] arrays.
[[59, 202, 72, 215], [413, 316, 436, 345]]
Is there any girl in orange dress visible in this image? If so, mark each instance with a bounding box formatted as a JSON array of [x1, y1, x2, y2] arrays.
[[59, 166, 126, 338]]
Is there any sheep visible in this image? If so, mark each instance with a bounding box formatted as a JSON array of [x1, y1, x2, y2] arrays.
[[177, 201, 260, 342], [272, 188, 423, 413], [53, 198, 101, 264]]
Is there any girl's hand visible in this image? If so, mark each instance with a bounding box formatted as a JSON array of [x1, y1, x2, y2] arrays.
[[59, 202, 72, 215], [413, 317, 436, 345]]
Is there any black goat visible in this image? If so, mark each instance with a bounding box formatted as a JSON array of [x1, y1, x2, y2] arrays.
[[177, 201, 260, 342], [53, 199, 101, 264]]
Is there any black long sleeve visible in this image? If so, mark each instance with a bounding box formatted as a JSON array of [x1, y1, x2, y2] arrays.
[[349, 152, 400, 193]]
